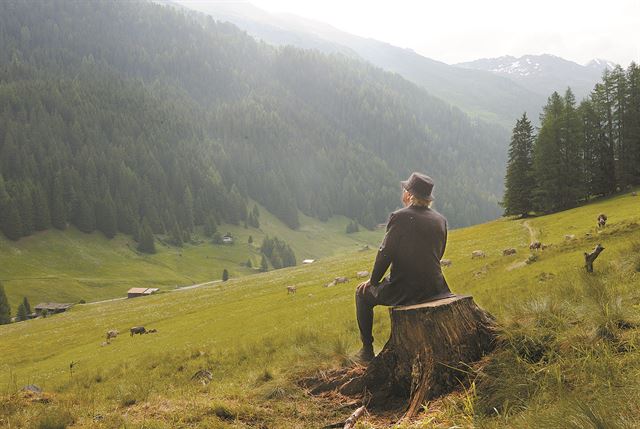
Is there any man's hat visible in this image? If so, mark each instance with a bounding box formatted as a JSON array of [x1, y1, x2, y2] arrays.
[[401, 172, 434, 201]]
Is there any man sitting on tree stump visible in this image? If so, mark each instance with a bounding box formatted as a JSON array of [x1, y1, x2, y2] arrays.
[[355, 172, 452, 363]]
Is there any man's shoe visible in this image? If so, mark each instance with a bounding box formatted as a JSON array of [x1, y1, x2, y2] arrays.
[[353, 346, 375, 364]]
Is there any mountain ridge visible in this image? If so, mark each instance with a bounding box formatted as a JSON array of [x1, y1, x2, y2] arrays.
[[170, 0, 545, 127], [457, 53, 613, 100]]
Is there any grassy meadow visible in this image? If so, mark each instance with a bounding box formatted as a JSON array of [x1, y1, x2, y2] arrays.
[[1, 190, 639, 428], [0, 202, 383, 311]]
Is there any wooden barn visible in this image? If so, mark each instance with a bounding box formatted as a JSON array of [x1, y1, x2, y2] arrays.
[[127, 287, 160, 299]]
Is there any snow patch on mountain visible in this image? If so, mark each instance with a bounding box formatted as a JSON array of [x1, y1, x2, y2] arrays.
[[586, 58, 616, 70]]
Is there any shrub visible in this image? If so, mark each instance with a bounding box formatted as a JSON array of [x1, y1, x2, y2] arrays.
[[35, 407, 75, 429]]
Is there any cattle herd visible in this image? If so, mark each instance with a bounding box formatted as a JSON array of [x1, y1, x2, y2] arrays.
[[282, 213, 614, 296], [101, 326, 159, 346]]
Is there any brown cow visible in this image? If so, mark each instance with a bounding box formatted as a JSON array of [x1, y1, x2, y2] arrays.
[[597, 213, 607, 229]]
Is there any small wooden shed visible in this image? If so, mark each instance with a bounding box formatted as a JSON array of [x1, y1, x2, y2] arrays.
[[127, 288, 160, 299]]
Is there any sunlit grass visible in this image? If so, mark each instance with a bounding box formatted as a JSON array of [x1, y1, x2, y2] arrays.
[[1, 189, 639, 427]]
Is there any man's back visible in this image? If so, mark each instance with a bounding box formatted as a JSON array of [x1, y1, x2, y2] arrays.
[[370, 205, 450, 305]]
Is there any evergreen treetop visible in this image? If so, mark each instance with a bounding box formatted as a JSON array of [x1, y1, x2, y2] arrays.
[[0, 283, 11, 325], [503, 113, 535, 217]]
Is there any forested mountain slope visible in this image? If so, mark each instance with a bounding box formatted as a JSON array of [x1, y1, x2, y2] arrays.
[[0, 0, 506, 247], [170, 0, 544, 127]]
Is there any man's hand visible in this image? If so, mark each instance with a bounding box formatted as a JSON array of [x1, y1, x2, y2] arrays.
[[356, 279, 371, 295]]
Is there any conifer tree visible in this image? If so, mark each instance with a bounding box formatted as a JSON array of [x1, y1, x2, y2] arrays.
[[22, 296, 31, 314], [534, 92, 571, 212], [0, 176, 9, 238], [16, 303, 27, 322], [17, 187, 35, 236], [624, 62, 640, 184], [76, 199, 96, 233], [579, 99, 605, 197], [50, 175, 66, 230], [222, 269, 229, 281], [589, 81, 618, 195], [137, 219, 156, 254], [182, 187, 194, 232], [96, 193, 117, 239], [203, 215, 217, 237], [170, 221, 183, 247], [3, 199, 22, 241], [260, 254, 268, 272], [608, 66, 631, 186], [558, 88, 583, 205], [246, 258, 252, 268], [33, 186, 50, 231], [0, 282, 11, 324], [503, 113, 535, 216]]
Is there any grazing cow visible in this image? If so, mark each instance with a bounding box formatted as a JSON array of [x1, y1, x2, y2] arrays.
[[105, 330, 119, 341], [325, 281, 336, 288], [356, 271, 370, 278], [529, 241, 542, 251], [597, 214, 607, 229], [287, 286, 297, 294], [471, 250, 486, 259], [632, 191, 638, 196], [334, 277, 349, 284], [565, 234, 576, 241], [147, 329, 158, 334], [130, 326, 146, 336], [440, 258, 452, 267], [502, 248, 517, 256]]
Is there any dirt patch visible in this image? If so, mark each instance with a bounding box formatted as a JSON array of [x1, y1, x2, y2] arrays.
[[299, 366, 405, 427], [507, 261, 528, 271]]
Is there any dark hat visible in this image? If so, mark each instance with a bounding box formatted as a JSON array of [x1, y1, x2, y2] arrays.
[[401, 172, 434, 201]]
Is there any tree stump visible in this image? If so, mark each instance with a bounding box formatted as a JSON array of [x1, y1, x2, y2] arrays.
[[340, 295, 497, 419], [585, 244, 605, 272]]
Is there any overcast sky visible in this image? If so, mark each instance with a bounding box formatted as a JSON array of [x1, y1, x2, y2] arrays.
[[211, 0, 639, 66]]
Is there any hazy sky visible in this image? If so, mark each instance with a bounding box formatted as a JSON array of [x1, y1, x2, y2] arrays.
[[221, 0, 639, 66]]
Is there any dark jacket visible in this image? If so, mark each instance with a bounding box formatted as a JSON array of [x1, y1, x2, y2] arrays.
[[369, 205, 452, 306]]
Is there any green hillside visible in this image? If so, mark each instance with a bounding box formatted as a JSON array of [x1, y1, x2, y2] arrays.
[[0, 0, 507, 242], [0, 204, 383, 311], [1, 190, 639, 428]]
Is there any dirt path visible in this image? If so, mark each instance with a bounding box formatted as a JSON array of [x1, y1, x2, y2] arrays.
[[86, 279, 222, 305], [173, 280, 221, 291], [85, 297, 126, 306], [523, 220, 537, 243]]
